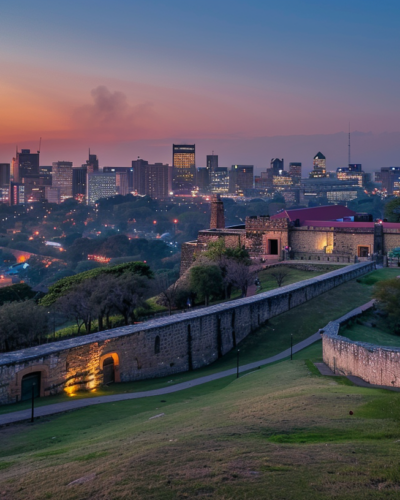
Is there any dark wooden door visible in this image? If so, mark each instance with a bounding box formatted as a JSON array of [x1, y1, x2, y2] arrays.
[[21, 372, 41, 401], [103, 357, 115, 384]]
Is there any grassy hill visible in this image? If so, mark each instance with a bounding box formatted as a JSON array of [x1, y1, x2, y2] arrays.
[[1, 342, 400, 499]]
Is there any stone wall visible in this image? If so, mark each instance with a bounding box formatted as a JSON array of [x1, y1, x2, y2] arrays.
[[0, 262, 375, 405], [322, 310, 400, 387]]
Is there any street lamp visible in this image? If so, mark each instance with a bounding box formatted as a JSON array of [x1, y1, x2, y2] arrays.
[[237, 349, 240, 378], [290, 333, 293, 361]]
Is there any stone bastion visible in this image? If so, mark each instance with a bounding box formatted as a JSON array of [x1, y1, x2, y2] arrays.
[[0, 262, 374, 405], [322, 305, 400, 387]]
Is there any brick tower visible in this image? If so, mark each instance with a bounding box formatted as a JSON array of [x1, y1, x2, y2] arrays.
[[210, 194, 225, 229]]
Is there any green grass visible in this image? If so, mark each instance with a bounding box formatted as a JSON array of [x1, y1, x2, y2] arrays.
[[2, 348, 400, 499]]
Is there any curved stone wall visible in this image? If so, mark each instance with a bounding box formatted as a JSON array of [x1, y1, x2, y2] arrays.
[[0, 262, 374, 405], [322, 307, 400, 387]]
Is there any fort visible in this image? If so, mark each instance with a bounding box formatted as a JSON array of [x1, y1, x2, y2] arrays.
[[180, 197, 400, 274], [0, 261, 373, 404]]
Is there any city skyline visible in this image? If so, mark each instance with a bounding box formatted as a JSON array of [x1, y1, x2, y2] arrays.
[[1, 1, 400, 170]]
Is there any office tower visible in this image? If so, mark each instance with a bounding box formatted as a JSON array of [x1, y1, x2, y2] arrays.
[[289, 162, 302, 185], [45, 186, 61, 204], [172, 144, 195, 192], [196, 167, 210, 191], [104, 166, 134, 193], [12, 149, 39, 183], [309, 152, 327, 178], [376, 166, 400, 195], [0, 164, 10, 203], [86, 151, 99, 173], [131, 158, 149, 194], [52, 161, 73, 202], [72, 166, 87, 198], [261, 158, 284, 188], [228, 165, 254, 194], [145, 163, 169, 199], [337, 164, 365, 187], [270, 158, 284, 172], [9, 182, 25, 205], [116, 172, 129, 196], [206, 154, 218, 172], [210, 167, 229, 193], [86, 172, 116, 205], [272, 171, 293, 189], [39, 165, 52, 186]]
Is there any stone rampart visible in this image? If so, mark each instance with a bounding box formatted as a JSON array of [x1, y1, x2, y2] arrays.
[[0, 262, 374, 404], [322, 307, 400, 387]]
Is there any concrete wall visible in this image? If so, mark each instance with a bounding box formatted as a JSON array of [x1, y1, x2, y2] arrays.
[[323, 310, 400, 387], [0, 262, 374, 405]]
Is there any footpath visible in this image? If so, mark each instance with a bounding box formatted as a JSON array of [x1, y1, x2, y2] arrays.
[[0, 300, 376, 426]]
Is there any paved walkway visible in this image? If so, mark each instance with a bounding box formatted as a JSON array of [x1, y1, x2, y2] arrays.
[[0, 299, 377, 427]]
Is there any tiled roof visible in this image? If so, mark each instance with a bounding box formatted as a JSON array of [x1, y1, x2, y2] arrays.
[[271, 205, 356, 222]]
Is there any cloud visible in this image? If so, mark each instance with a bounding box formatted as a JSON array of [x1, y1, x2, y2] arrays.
[[72, 86, 154, 140]]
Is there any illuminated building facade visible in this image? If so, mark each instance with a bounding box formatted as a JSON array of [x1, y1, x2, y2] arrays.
[[9, 182, 25, 205], [229, 165, 254, 194], [145, 163, 169, 199], [337, 164, 366, 187], [210, 167, 229, 193], [289, 162, 302, 185], [45, 186, 61, 204], [0, 164, 10, 203], [87, 172, 116, 205], [375, 166, 400, 195], [104, 167, 134, 193], [206, 154, 218, 171], [309, 152, 327, 178], [52, 161, 73, 202], [172, 144, 196, 192]]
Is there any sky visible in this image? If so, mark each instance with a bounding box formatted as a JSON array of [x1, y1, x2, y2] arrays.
[[1, 0, 400, 173]]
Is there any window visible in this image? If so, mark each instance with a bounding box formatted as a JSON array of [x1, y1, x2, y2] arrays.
[[155, 336, 160, 354]]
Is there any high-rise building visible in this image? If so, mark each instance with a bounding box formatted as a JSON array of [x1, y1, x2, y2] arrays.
[[52, 161, 73, 202], [45, 186, 61, 204], [12, 149, 39, 183], [39, 166, 52, 186], [206, 154, 218, 172], [9, 182, 25, 205], [210, 167, 229, 193], [86, 172, 116, 205], [116, 172, 129, 196], [86, 151, 99, 173], [337, 164, 366, 187], [376, 166, 400, 195], [145, 163, 169, 199], [228, 165, 254, 194], [309, 152, 327, 178], [104, 167, 134, 193], [72, 167, 87, 199], [0, 164, 10, 203], [172, 144, 195, 192], [131, 158, 149, 194], [261, 158, 284, 189], [196, 168, 210, 191], [289, 162, 302, 185]]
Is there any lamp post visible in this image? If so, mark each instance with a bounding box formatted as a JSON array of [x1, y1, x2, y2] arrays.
[[237, 349, 240, 378], [290, 333, 293, 361], [31, 383, 36, 423]]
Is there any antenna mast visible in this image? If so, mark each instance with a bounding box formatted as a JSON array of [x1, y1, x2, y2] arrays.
[[348, 123, 351, 166], [38, 137, 41, 154]]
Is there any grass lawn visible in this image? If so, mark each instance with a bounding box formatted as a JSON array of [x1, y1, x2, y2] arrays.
[[0, 268, 389, 416], [1, 342, 400, 499]]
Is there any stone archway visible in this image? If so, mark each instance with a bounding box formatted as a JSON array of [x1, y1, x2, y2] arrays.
[[11, 364, 50, 403], [99, 352, 121, 383]]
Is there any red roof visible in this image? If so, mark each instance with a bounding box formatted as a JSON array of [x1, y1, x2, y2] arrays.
[[271, 205, 356, 223], [301, 220, 400, 229]]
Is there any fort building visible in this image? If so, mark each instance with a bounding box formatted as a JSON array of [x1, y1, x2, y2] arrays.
[[181, 202, 400, 274]]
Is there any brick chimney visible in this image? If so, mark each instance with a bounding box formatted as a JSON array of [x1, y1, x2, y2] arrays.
[[210, 194, 225, 229]]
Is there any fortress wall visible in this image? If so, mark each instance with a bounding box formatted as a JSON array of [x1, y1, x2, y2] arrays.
[[0, 262, 374, 405], [323, 321, 400, 387]]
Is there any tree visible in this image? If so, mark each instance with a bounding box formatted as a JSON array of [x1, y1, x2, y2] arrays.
[[107, 273, 151, 325], [373, 278, 400, 333], [0, 300, 48, 352], [384, 198, 400, 223], [55, 279, 94, 334], [269, 268, 290, 287], [189, 264, 223, 306], [229, 260, 254, 298], [155, 273, 181, 315]]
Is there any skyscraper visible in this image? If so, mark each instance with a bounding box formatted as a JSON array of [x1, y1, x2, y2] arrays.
[[172, 144, 195, 192], [131, 158, 149, 194], [12, 149, 39, 182], [86, 151, 99, 173], [0, 164, 10, 203], [206, 154, 218, 171], [145, 163, 169, 199], [52, 161, 73, 202], [86, 172, 116, 205], [309, 152, 326, 178], [289, 162, 302, 185], [228, 165, 254, 194], [72, 166, 87, 199]]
